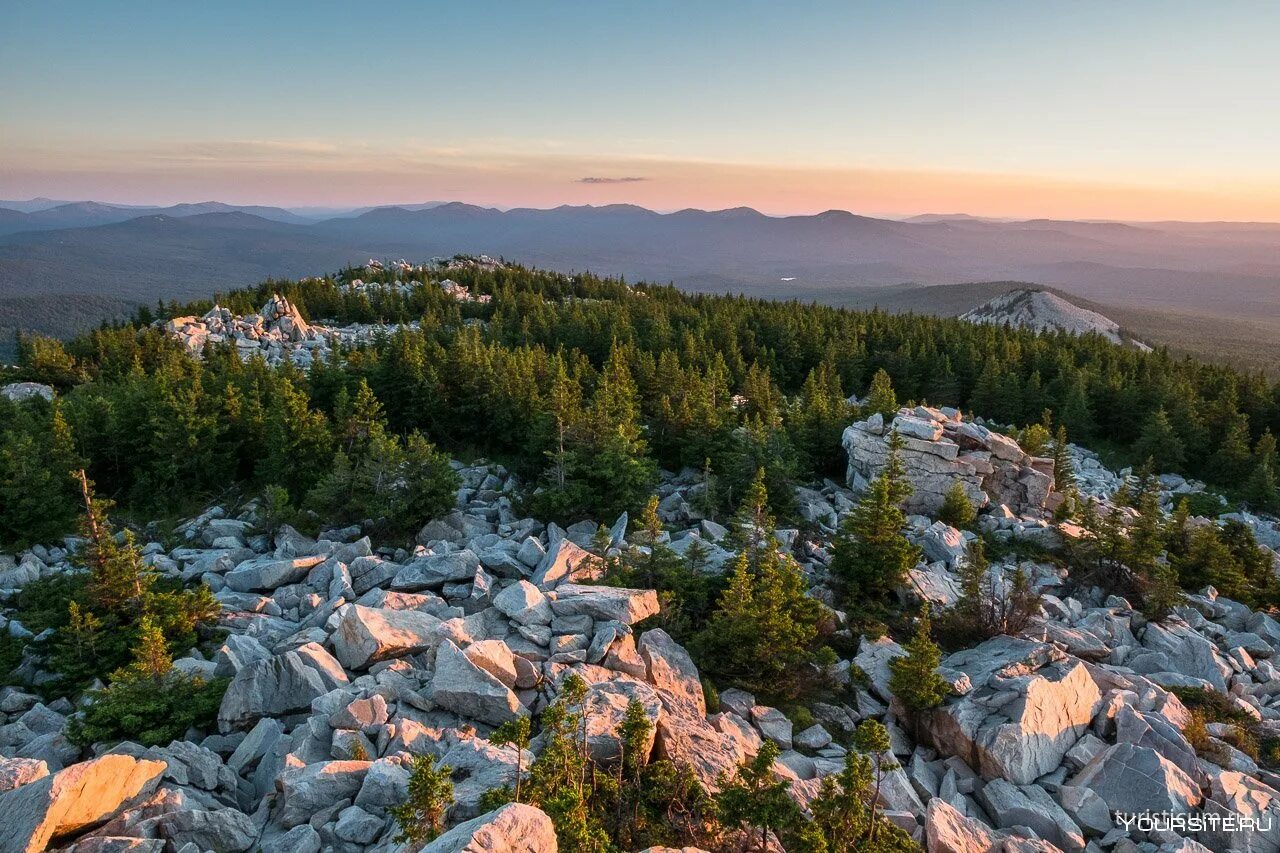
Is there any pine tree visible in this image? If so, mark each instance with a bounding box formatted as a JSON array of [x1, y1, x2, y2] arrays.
[[1052, 424, 1075, 492], [1131, 408, 1186, 472], [831, 432, 920, 617], [390, 754, 455, 846], [715, 740, 802, 853], [864, 368, 898, 419], [937, 480, 976, 529], [76, 470, 153, 616], [888, 606, 949, 713]]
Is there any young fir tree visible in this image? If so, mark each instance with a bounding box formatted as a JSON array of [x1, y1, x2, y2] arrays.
[[715, 740, 803, 853], [390, 754, 455, 846], [807, 721, 912, 852], [1142, 560, 1184, 623], [831, 432, 920, 618], [694, 472, 829, 701], [864, 368, 898, 420], [1124, 464, 1166, 579], [937, 480, 976, 529], [489, 716, 532, 804], [888, 605, 949, 713], [1131, 408, 1186, 473], [1244, 430, 1280, 513], [611, 699, 656, 849], [76, 470, 153, 615], [1052, 424, 1076, 492], [610, 495, 713, 640]]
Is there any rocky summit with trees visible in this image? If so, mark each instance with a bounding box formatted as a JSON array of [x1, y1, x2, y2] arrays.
[[1, 260, 1280, 851]]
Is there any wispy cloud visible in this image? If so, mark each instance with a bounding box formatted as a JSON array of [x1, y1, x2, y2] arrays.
[[577, 176, 647, 184]]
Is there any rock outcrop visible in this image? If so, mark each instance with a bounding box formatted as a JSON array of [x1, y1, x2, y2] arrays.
[[843, 406, 1055, 516]]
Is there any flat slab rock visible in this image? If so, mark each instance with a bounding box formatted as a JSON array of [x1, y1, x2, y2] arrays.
[[0, 754, 167, 853]]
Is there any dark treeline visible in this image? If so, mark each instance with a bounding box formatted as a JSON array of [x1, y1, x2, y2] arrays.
[[2, 260, 1278, 549]]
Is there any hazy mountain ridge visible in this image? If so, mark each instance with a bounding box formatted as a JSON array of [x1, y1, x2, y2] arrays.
[[2, 200, 1278, 370]]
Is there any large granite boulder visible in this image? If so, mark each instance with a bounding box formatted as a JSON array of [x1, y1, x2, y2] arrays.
[[0, 755, 166, 853], [1069, 742, 1202, 814], [429, 640, 526, 726], [550, 584, 659, 625], [1140, 621, 1234, 693], [843, 411, 1057, 516], [218, 644, 348, 731], [977, 778, 1084, 852], [421, 802, 557, 853], [532, 540, 601, 589], [332, 604, 443, 670], [1197, 771, 1280, 852], [923, 638, 1101, 785], [224, 555, 325, 592], [924, 798, 1000, 853], [581, 677, 662, 764], [637, 629, 705, 718], [276, 760, 371, 828]]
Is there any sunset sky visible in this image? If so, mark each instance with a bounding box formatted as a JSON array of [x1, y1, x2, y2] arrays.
[[3, 1, 1279, 220]]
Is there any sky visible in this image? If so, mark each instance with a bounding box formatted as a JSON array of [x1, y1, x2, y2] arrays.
[[3, 1, 1279, 220]]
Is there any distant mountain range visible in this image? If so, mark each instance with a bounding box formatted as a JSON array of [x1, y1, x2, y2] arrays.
[[1, 199, 1278, 370]]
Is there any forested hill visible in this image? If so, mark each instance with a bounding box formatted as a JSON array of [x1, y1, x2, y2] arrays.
[[1, 259, 1277, 548]]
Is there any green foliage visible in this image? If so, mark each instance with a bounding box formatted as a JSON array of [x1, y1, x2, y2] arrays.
[[306, 382, 459, 534], [937, 480, 976, 529], [7, 261, 1280, 550], [888, 606, 949, 713], [1170, 518, 1278, 607], [17, 477, 221, 697], [802, 719, 920, 852], [864, 368, 898, 420], [1132, 408, 1187, 472], [1052, 424, 1075, 492], [67, 624, 227, 747], [490, 716, 533, 804], [390, 754, 455, 846], [1018, 422, 1051, 458], [604, 496, 722, 641], [0, 400, 82, 548], [693, 471, 832, 702], [1170, 687, 1257, 727], [0, 633, 24, 685], [715, 740, 804, 852], [831, 432, 921, 621], [935, 539, 1041, 649]]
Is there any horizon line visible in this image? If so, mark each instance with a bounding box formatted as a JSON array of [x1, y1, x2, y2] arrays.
[[6, 196, 1280, 228]]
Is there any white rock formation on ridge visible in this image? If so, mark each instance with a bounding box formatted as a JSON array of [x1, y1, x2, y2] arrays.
[[960, 288, 1150, 350]]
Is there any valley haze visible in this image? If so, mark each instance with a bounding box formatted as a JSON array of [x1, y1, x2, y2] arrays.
[[2, 198, 1278, 371]]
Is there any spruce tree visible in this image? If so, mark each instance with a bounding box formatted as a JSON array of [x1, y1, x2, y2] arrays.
[[694, 473, 828, 700], [390, 754, 455, 846], [938, 480, 976, 529], [715, 740, 802, 853], [888, 606, 949, 713], [1131, 408, 1185, 472], [864, 368, 898, 419], [76, 470, 153, 616], [831, 432, 920, 618], [1052, 424, 1075, 492]]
